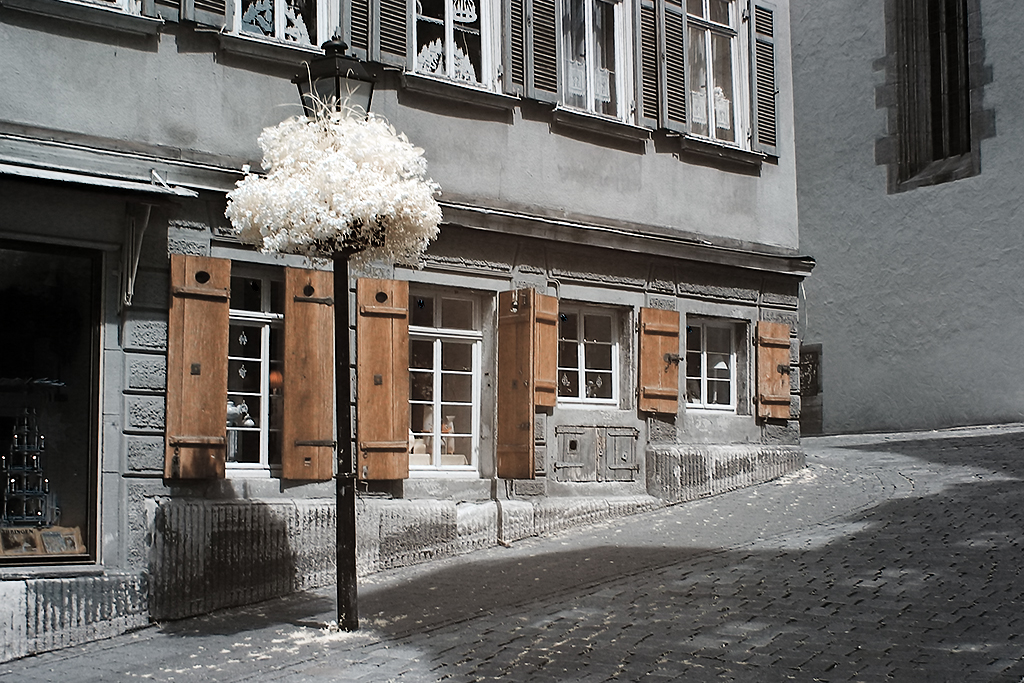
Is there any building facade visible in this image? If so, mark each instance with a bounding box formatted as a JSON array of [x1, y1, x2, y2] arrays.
[[792, 0, 1019, 435], [1, 0, 809, 659]]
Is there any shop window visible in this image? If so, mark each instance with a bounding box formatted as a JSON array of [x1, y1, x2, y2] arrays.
[[557, 306, 618, 404], [226, 269, 285, 472], [0, 241, 99, 564], [685, 318, 738, 410], [408, 291, 482, 471], [562, 0, 623, 117]]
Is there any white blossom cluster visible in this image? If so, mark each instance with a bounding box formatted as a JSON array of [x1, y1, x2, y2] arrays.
[[225, 112, 442, 264]]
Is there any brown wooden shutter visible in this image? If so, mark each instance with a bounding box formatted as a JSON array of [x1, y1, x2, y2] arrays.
[[533, 292, 558, 408], [756, 321, 791, 419], [356, 278, 410, 480], [281, 268, 335, 481], [663, 0, 687, 132], [164, 255, 230, 479], [527, 0, 560, 103], [750, 1, 779, 155], [638, 308, 680, 414], [497, 289, 538, 479]]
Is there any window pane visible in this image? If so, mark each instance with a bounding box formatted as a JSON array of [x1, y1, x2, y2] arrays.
[[231, 276, 263, 311], [706, 326, 731, 354], [708, 379, 731, 405], [564, 0, 588, 108], [686, 325, 701, 352], [594, 0, 617, 116], [440, 405, 473, 436], [269, 280, 285, 314], [410, 295, 435, 327], [441, 298, 474, 329], [584, 342, 612, 371], [241, 0, 274, 37], [228, 360, 261, 393], [708, 353, 731, 379], [441, 437, 472, 466], [686, 0, 703, 17], [410, 370, 433, 401], [441, 341, 472, 370], [227, 430, 260, 464], [416, 0, 446, 77], [711, 32, 735, 142], [228, 396, 260, 427], [558, 341, 579, 368], [229, 324, 262, 359], [286, 0, 315, 44], [441, 373, 473, 402], [559, 370, 580, 397], [559, 312, 579, 340], [709, 0, 731, 25], [688, 26, 710, 137], [585, 371, 613, 399], [453, 0, 482, 85], [686, 350, 702, 379], [583, 314, 612, 342], [411, 340, 434, 369], [686, 378, 702, 403]]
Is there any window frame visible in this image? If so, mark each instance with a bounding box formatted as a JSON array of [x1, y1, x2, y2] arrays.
[[408, 290, 484, 475], [684, 0, 749, 147], [685, 318, 739, 412], [226, 265, 286, 477], [559, 0, 631, 119], [556, 304, 621, 406], [411, 0, 498, 88]]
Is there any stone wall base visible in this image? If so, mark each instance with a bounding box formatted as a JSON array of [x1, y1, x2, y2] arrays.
[[646, 443, 806, 503]]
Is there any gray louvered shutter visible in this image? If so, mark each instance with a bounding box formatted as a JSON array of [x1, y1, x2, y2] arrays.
[[505, 0, 527, 94], [750, 1, 778, 155], [379, 0, 409, 67], [637, 0, 660, 128], [527, 0, 560, 103], [182, 0, 227, 27], [347, 0, 372, 61], [662, 0, 687, 132]]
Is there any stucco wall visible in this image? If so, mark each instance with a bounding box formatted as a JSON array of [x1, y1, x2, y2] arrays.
[[0, 8, 799, 251], [792, 0, 1024, 433]]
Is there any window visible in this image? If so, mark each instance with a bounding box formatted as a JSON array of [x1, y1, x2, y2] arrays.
[[414, 0, 488, 84], [685, 319, 736, 410], [235, 0, 336, 46], [894, 0, 976, 186], [408, 291, 482, 471], [686, 0, 743, 144], [226, 270, 285, 472], [1, 241, 100, 564], [557, 306, 618, 403], [562, 0, 623, 117]]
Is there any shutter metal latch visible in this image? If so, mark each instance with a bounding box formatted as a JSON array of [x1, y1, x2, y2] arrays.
[[777, 364, 791, 375], [664, 352, 681, 366]]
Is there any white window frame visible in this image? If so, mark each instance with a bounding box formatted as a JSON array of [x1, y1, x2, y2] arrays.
[[412, 0, 499, 90], [557, 304, 620, 406], [232, 0, 340, 47], [226, 267, 284, 477], [560, 0, 632, 120], [685, 0, 750, 147], [408, 291, 483, 476], [685, 318, 738, 411]]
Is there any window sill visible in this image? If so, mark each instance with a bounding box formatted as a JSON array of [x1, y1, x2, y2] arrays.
[[675, 135, 767, 168], [552, 107, 651, 142], [895, 152, 979, 193], [399, 73, 520, 112], [218, 32, 322, 66], [1, 0, 163, 35]]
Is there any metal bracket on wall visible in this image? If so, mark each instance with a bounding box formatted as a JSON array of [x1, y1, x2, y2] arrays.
[[119, 201, 155, 314]]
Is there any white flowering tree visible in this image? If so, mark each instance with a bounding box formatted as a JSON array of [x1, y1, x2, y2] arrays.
[[225, 106, 442, 632], [226, 111, 442, 263]]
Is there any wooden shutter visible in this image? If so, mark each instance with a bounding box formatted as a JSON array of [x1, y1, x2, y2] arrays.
[[356, 279, 410, 480], [638, 308, 680, 414], [348, 0, 373, 59], [164, 255, 230, 479], [527, 0, 560, 103], [533, 292, 558, 408], [505, 0, 527, 95], [756, 321, 791, 419], [663, 0, 687, 132], [345, 0, 407, 66], [281, 268, 335, 481], [497, 289, 539, 479], [182, 0, 227, 27], [750, 1, 779, 155], [637, 0, 661, 129], [379, 0, 409, 67]]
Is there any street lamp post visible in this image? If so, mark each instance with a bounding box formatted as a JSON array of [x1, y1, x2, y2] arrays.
[[293, 39, 376, 631]]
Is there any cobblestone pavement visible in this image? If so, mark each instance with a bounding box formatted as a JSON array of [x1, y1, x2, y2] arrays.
[[3, 425, 1024, 682]]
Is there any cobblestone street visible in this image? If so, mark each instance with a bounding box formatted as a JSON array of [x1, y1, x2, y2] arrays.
[[3, 425, 1023, 682]]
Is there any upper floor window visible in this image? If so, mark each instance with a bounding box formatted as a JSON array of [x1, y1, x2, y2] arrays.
[[562, 0, 623, 118], [414, 0, 488, 84], [557, 306, 619, 404], [235, 0, 337, 46], [685, 0, 744, 144]]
